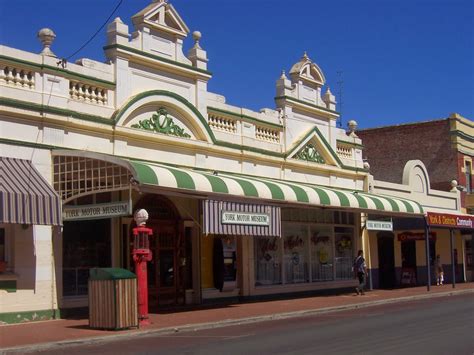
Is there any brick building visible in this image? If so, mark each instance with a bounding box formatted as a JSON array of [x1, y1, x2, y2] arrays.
[[359, 114, 474, 288], [358, 113, 473, 214]]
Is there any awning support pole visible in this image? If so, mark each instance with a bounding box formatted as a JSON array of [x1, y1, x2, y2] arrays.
[[450, 229, 456, 288], [424, 218, 431, 291]]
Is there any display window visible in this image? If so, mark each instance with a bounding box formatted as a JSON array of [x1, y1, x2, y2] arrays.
[[334, 227, 355, 280], [62, 219, 111, 296], [283, 224, 308, 283], [222, 236, 237, 283], [254, 209, 356, 287], [310, 226, 334, 281], [254, 236, 282, 286]]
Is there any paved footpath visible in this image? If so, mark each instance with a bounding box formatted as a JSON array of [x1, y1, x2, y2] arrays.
[[1, 283, 473, 352]]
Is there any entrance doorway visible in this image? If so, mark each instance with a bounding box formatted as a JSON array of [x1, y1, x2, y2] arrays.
[[401, 240, 417, 285], [377, 232, 395, 289], [132, 195, 185, 310]]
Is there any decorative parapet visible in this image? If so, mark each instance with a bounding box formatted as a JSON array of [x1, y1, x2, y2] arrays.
[[336, 142, 353, 159], [69, 81, 108, 105], [256, 126, 280, 143], [0, 65, 35, 89], [131, 107, 191, 138], [208, 113, 237, 133]]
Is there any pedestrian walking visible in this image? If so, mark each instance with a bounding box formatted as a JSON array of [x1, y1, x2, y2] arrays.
[[353, 250, 367, 295], [435, 255, 444, 285]]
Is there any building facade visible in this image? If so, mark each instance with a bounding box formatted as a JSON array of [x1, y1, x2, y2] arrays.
[[0, 0, 469, 323], [359, 116, 474, 287]]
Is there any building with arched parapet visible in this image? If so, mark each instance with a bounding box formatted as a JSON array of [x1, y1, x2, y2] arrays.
[[0, 0, 470, 323]]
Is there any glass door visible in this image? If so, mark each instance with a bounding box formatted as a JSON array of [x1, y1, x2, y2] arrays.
[[148, 222, 185, 308]]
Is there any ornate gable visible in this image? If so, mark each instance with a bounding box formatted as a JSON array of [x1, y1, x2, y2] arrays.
[[288, 128, 339, 166], [132, 0, 189, 38], [289, 52, 326, 88]]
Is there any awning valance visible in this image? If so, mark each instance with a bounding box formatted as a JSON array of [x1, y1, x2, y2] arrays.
[[129, 160, 424, 215], [203, 200, 281, 237], [1, 157, 62, 226]]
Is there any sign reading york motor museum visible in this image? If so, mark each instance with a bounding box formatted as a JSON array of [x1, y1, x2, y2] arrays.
[[426, 212, 474, 229], [367, 220, 393, 231], [63, 201, 131, 221], [221, 211, 270, 226]]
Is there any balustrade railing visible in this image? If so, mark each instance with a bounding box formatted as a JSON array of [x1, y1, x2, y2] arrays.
[[69, 81, 108, 105], [0, 65, 35, 88], [336, 143, 353, 159], [208, 114, 237, 133], [256, 126, 280, 143]]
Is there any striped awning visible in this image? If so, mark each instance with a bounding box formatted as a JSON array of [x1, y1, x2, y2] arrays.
[[128, 160, 424, 215], [0, 157, 62, 225]]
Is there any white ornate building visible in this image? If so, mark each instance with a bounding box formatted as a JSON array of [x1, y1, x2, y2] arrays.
[[0, 0, 468, 323]]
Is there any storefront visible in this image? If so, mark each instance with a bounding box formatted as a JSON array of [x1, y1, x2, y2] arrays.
[[367, 160, 468, 290], [1, 0, 470, 323], [0, 157, 62, 323], [51, 151, 426, 306], [426, 212, 474, 287]]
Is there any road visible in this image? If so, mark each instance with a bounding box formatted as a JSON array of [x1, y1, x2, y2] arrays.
[[29, 294, 474, 355]]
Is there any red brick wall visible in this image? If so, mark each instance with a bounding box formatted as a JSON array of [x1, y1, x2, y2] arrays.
[[358, 119, 458, 190]]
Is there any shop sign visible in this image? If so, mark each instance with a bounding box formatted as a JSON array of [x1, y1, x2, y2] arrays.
[[367, 220, 393, 231], [221, 211, 270, 226], [426, 212, 474, 229], [398, 232, 436, 241], [63, 201, 131, 221]]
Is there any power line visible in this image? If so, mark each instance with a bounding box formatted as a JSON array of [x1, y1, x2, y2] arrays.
[[336, 70, 344, 128], [64, 0, 123, 61]]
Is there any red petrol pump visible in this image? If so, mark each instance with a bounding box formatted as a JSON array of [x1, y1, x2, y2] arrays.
[[132, 209, 153, 326]]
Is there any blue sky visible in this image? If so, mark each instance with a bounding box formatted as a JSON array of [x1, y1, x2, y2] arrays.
[[0, 0, 472, 128]]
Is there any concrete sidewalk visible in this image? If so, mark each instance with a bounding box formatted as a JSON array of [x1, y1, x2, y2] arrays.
[[1, 283, 473, 352]]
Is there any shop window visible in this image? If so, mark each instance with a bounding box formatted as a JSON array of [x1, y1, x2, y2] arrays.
[[283, 224, 308, 284], [0, 227, 7, 272], [334, 211, 355, 225], [221, 236, 237, 283], [310, 226, 334, 281], [62, 219, 111, 296], [466, 161, 472, 193], [334, 227, 354, 280], [254, 236, 282, 286], [281, 208, 333, 224]]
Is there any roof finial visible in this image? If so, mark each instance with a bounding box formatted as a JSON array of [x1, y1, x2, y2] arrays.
[[303, 51, 309, 60], [280, 70, 287, 79], [37, 28, 57, 57], [192, 31, 202, 49]]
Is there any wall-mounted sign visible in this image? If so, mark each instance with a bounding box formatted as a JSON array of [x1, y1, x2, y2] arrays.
[[63, 201, 131, 221], [426, 212, 474, 229], [221, 211, 270, 226], [398, 232, 436, 241], [367, 220, 393, 231]]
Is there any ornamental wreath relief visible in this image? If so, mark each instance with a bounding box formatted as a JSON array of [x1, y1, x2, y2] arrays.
[[131, 108, 191, 138]]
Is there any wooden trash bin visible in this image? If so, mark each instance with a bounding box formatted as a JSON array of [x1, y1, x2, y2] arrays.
[[88, 268, 138, 330]]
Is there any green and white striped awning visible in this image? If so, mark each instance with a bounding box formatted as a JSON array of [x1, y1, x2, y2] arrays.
[[128, 160, 424, 215]]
